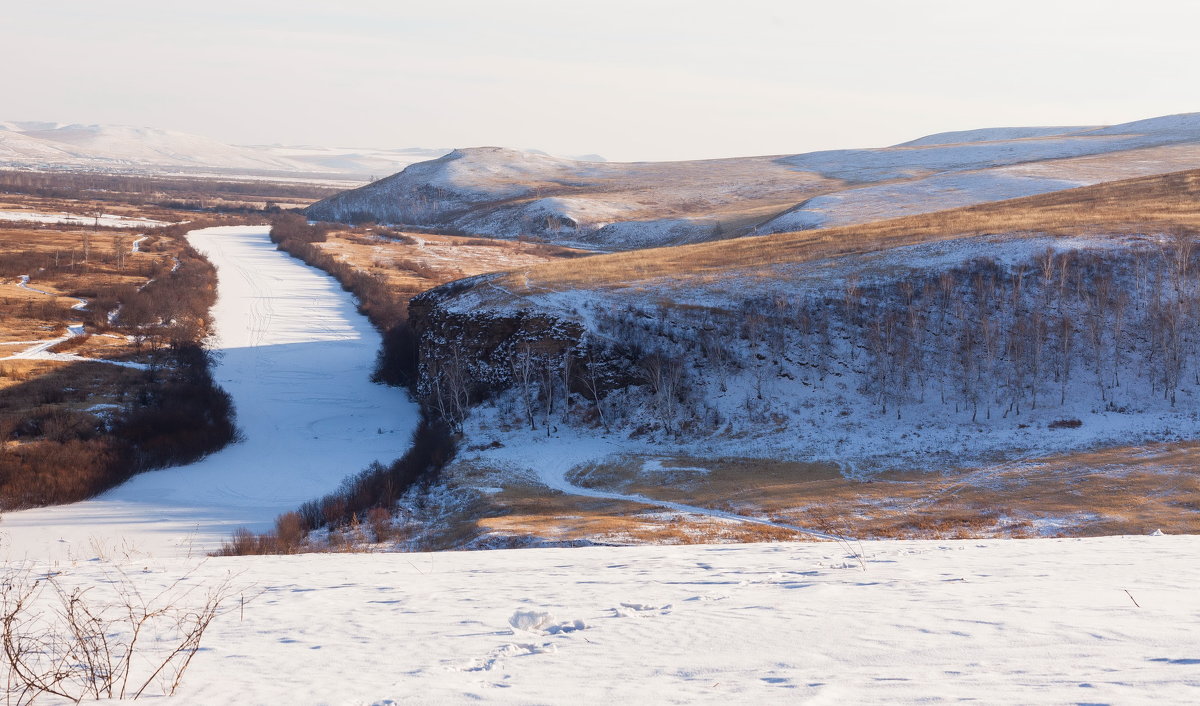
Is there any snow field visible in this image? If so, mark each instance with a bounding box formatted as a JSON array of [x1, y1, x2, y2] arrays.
[[9, 535, 1197, 703]]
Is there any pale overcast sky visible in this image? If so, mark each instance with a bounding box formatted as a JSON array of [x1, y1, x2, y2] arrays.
[[3, 0, 1198, 161]]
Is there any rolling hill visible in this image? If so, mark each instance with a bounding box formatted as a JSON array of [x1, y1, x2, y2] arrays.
[[307, 113, 1200, 249]]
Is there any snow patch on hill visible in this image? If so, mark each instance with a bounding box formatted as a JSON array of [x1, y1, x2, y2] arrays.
[[759, 171, 1086, 231]]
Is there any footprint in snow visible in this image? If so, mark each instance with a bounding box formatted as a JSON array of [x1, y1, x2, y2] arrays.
[[508, 609, 588, 635], [465, 642, 558, 672], [612, 602, 672, 617], [685, 594, 729, 602]]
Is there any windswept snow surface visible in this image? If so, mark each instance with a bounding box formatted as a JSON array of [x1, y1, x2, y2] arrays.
[[1, 226, 418, 560], [7, 536, 1199, 703]]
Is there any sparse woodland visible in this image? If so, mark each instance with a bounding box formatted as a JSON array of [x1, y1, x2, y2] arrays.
[[416, 230, 1200, 449], [0, 221, 240, 509]]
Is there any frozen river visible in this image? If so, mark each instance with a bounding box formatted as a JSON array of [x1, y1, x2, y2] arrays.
[[2, 225, 419, 560]]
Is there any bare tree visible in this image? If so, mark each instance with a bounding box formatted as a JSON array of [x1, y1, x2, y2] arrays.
[[579, 344, 611, 432], [638, 351, 684, 434], [511, 344, 539, 431], [1057, 315, 1075, 406]]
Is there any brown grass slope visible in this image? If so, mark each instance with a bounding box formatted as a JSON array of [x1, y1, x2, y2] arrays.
[[500, 168, 1200, 293]]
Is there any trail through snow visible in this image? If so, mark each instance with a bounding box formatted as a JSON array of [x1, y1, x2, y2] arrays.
[[2, 225, 419, 560]]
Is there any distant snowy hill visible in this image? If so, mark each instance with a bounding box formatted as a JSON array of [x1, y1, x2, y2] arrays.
[[0, 121, 451, 179], [308, 112, 1200, 249], [307, 146, 836, 248], [18, 124, 306, 172]]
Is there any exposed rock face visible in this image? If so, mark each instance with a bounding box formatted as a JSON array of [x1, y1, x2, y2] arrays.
[[408, 278, 586, 406]]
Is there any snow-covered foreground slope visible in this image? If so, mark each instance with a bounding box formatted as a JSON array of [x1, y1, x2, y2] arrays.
[[1, 226, 418, 560], [8, 536, 1197, 703]]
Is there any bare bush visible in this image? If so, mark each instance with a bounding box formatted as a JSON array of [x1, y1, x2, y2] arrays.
[[1, 563, 241, 703]]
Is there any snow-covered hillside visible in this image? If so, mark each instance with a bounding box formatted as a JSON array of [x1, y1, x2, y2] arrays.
[[758, 114, 1200, 232], [4, 536, 1196, 703], [306, 147, 835, 248], [307, 113, 1200, 249], [404, 205, 1200, 545]]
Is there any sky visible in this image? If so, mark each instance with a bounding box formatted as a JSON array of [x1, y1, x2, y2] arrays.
[[2, 0, 1199, 162]]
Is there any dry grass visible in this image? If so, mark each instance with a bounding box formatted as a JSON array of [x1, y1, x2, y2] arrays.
[[310, 227, 587, 300], [0, 196, 243, 471], [434, 441, 1200, 546], [497, 168, 1200, 294], [604, 446, 1200, 540], [0, 194, 181, 223], [472, 485, 805, 547], [0, 225, 164, 359]]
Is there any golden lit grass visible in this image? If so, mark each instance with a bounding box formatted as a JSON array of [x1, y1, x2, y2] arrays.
[[473, 487, 804, 546], [436, 442, 1200, 546], [314, 228, 587, 298], [411, 461, 805, 548], [0, 226, 166, 342], [0, 359, 147, 446], [497, 168, 1200, 294], [597, 446, 1200, 540], [0, 216, 186, 429]]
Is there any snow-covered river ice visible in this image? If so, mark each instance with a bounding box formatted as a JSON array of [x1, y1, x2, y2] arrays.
[[2, 225, 419, 561]]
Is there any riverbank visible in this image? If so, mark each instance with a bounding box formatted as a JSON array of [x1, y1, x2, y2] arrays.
[[2, 225, 418, 560]]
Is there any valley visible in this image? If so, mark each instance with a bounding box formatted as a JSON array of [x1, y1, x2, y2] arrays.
[[3, 225, 417, 560], [3, 110, 1200, 704]]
